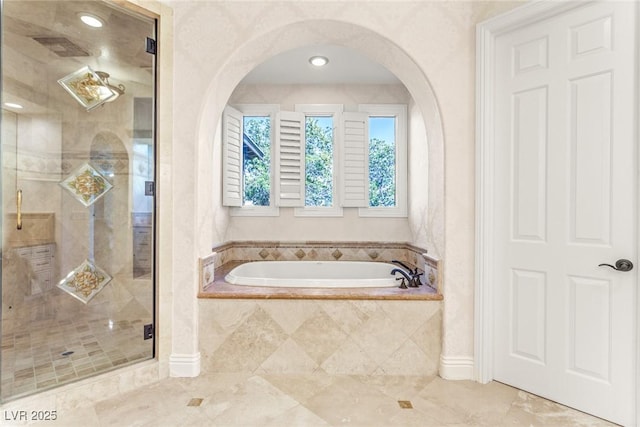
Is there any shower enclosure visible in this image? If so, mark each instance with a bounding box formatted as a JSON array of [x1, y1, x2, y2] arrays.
[[1, 0, 156, 401]]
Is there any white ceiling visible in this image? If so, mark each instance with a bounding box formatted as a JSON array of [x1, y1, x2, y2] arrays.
[[240, 44, 402, 85]]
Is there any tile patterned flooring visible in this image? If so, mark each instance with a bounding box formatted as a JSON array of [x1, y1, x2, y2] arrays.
[[4, 372, 617, 426], [1, 316, 151, 400], [2, 272, 153, 401]]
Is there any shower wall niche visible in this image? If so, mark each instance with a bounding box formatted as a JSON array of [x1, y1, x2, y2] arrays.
[[1, 0, 157, 401]]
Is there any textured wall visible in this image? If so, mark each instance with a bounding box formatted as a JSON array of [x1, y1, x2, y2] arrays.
[[225, 83, 414, 243], [169, 0, 524, 378]]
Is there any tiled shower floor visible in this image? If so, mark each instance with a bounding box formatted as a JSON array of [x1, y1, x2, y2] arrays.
[[1, 315, 151, 400]]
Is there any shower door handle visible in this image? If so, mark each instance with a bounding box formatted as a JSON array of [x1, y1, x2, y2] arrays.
[[598, 259, 634, 272], [16, 189, 22, 230]]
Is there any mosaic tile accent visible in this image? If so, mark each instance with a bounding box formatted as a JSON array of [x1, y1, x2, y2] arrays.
[[428, 269, 436, 286], [199, 252, 216, 290], [15, 149, 62, 182], [61, 151, 129, 177], [422, 254, 441, 291], [59, 163, 113, 207], [57, 65, 115, 111], [57, 260, 112, 304]]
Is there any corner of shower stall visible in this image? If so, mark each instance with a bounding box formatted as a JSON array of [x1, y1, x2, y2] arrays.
[[0, 0, 156, 402]]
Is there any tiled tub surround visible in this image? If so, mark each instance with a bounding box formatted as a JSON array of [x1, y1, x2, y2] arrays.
[[199, 299, 442, 377], [199, 242, 442, 377], [200, 241, 441, 300]]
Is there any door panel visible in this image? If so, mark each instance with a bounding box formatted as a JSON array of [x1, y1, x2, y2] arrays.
[[511, 87, 547, 242], [1, 1, 156, 401], [569, 72, 612, 244], [567, 275, 611, 381], [510, 269, 546, 364], [493, 2, 637, 425]]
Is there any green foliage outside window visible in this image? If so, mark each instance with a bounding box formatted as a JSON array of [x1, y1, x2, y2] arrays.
[[305, 117, 333, 207], [369, 137, 396, 207], [241, 115, 396, 208], [243, 117, 270, 206]]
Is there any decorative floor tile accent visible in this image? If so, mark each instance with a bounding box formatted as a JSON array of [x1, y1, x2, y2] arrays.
[[187, 398, 204, 407], [398, 400, 413, 409], [57, 259, 112, 303], [59, 163, 113, 207]]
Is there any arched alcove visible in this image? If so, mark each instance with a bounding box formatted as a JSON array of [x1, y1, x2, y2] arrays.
[[195, 19, 445, 257]]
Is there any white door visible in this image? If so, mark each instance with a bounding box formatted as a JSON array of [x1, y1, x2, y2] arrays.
[[492, 2, 637, 425]]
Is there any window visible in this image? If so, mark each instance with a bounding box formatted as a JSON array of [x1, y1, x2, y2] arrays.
[[294, 104, 343, 217], [359, 104, 407, 217], [222, 103, 406, 218], [224, 104, 279, 216]]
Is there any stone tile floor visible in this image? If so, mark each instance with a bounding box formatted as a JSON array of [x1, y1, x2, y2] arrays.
[[1, 316, 151, 400], [1, 373, 617, 426]]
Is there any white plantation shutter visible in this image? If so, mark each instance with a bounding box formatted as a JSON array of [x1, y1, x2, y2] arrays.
[[222, 106, 243, 207], [340, 112, 369, 207], [275, 111, 305, 207]]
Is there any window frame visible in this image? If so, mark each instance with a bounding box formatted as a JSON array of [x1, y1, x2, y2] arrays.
[[294, 104, 344, 218], [229, 104, 280, 217], [223, 103, 408, 218], [358, 104, 408, 218]]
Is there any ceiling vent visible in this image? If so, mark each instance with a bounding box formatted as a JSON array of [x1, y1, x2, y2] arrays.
[[32, 37, 89, 57]]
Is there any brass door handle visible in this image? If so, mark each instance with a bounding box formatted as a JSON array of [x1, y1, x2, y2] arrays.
[[16, 189, 22, 230]]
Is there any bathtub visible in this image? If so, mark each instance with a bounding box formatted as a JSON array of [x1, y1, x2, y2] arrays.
[[225, 261, 400, 288]]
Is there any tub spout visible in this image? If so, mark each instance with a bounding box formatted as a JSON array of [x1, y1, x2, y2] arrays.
[[391, 260, 423, 287], [392, 260, 414, 273]]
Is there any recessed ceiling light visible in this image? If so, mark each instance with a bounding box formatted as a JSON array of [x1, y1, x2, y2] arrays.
[[79, 13, 104, 28], [309, 56, 329, 67], [4, 102, 23, 109]]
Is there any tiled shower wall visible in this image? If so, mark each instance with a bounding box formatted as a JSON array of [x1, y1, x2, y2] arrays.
[[199, 299, 442, 376]]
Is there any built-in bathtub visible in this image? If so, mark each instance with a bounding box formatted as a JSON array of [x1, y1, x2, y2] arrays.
[[225, 261, 399, 288], [199, 241, 442, 300], [198, 242, 442, 376]]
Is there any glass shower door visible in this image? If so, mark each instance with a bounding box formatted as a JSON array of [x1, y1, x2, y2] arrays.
[[1, 0, 156, 401]]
